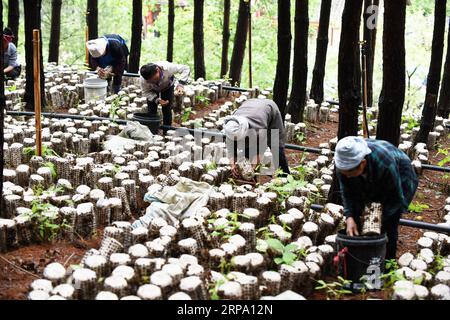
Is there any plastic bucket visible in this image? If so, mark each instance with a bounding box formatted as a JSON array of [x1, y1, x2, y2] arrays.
[[132, 113, 161, 134], [335, 230, 387, 290], [83, 77, 108, 102]]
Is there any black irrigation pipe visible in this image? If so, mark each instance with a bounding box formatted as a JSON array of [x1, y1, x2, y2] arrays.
[[7, 112, 450, 173], [310, 204, 450, 235]]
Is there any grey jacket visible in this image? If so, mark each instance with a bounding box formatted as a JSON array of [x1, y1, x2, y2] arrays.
[[140, 61, 190, 103], [3, 42, 19, 69], [232, 98, 286, 148]]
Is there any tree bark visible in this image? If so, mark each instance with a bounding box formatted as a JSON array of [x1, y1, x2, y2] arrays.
[[272, 0, 292, 120], [167, 0, 175, 62], [86, 0, 98, 70], [437, 18, 450, 119], [328, 0, 363, 204], [363, 0, 379, 109], [309, 0, 331, 105], [415, 0, 447, 144], [193, 0, 206, 79], [229, 0, 250, 86], [8, 0, 19, 45], [1, 2, 6, 215], [48, 0, 62, 64], [23, 0, 46, 111], [376, 0, 406, 146], [129, 0, 143, 73], [287, 0, 308, 123], [220, 0, 231, 78]]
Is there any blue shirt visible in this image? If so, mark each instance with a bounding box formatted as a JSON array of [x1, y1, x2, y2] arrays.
[[3, 42, 19, 68]]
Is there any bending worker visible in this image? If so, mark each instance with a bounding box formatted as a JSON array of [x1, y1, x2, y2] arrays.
[[86, 34, 129, 94], [223, 98, 290, 178], [334, 136, 419, 259], [139, 61, 190, 127], [3, 27, 21, 80]]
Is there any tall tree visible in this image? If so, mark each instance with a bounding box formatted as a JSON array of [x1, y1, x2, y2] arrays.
[[220, 0, 231, 78], [437, 18, 450, 119], [229, 0, 250, 86], [376, 0, 406, 146], [363, 0, 379, 109], [8, 0, 19, 45], [23, 0, 45, 111], [1, 2, 6, 216], [193, 0, 206, 79], [48, 0, 62, 64], [86, 0, 98, 70], [272, 0, 292, 120], [129, 0, 143, 73], [328, 0, 363, 204], [287, 0, 308, 123], [167, 0, 175, 62], [415, 0, 447, 144], [309, 0, 331, 105]]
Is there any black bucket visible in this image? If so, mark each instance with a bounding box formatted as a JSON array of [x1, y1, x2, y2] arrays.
[[132, 113, 161, 134], [335, 230, 387, 291]]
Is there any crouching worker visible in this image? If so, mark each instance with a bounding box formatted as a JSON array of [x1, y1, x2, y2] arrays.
[[139, 61, 190, 128], [3, 28, 21, 80], [86, 34, 129, 93], [223, 98, 290, 180], [334, 136, 419, 259]]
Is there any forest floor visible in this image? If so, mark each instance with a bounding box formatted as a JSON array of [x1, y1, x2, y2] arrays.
[[1, 99, 448, 300]]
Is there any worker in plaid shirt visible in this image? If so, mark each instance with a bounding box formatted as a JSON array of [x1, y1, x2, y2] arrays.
[[334, 136, 419, 259]]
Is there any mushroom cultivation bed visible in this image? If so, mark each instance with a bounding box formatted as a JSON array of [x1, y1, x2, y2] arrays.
[[2, 65, 450, 300]]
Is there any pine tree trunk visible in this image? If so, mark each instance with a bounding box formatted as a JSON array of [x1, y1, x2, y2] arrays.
[[415, 0, 447, 144], [220, 0, 231, 78], [86, 0, 98, 70], [129, 0, 143, 73], [309, 0, 331, 105], [437, 18, 450, 119], [48, 0, 62, 64], [328, 0, 363, 204], [1, 2, 6, 215], [376, 0, 406, 146], [23, 0, 46, 111], [8, 0, 19, 45], [363, 0, 379, 109], [287, 0, 308, 123], [272, 0, 292, 120], [193, 0, 206, 79], [229, 0, 250, 86], [167, 0, 175, 62]]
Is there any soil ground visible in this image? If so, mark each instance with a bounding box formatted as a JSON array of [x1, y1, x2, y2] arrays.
[[1, 100, 448, 300]]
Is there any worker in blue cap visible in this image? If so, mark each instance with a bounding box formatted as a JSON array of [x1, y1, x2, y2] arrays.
[[334, 136, 419, 259]]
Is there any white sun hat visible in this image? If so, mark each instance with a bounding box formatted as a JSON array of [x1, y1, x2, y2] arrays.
[[334, 136, 372, 170], [86, 38, 108, 58]]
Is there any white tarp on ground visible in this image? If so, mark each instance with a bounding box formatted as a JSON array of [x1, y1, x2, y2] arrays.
[[103, 121, 154, 155], [132, 177, 214, 228]]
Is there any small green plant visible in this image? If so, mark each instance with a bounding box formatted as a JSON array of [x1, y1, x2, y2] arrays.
[[402, 115, 419, 133], [205, 161, 217, 171], [437, 148, 450, 167], [428, 254, 445, 275], [44, 162, 57, 179], [109, 96, 122, 121], [266, 174, 308, 203], [195, 94, 210, 107], [23, 145, 60, 157], [295, 132, 305, 144], [315, 277, 353, 300], [257, 238, 305, 266], [380, 259, 404, 288], [181, 107, 196, 122], [6, 84, 17, 92], [209, 278, 226, 300], [27, 199, 70, 242], [408, 201, 429, 213]]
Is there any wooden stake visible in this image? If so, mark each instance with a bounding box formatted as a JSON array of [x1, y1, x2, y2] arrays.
[[360, 41, 370, 139], [248, 1, 252, 88], [33, 29, 42, 157], [85, 25, 90, 66]]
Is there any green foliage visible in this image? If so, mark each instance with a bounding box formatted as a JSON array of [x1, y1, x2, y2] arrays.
[[437, 148, 450, 167], [205, 161, 217, 171], [315, 277, 353, 300], [195, 94, 210, 107], [181, 107, 196, 123], [26, 199, 69, 242], [402, 115, 419, 133], [257, 238, 306, 266], [44, 162, 58, 179], [23, 145, 60, 158], [408, 201, 429, 213], [6, 84, 17, 92], [295, 132, 305, 144], [380, 259, 404, 289], [428, 254, 445, 276], [266, 173, 308, 203]]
